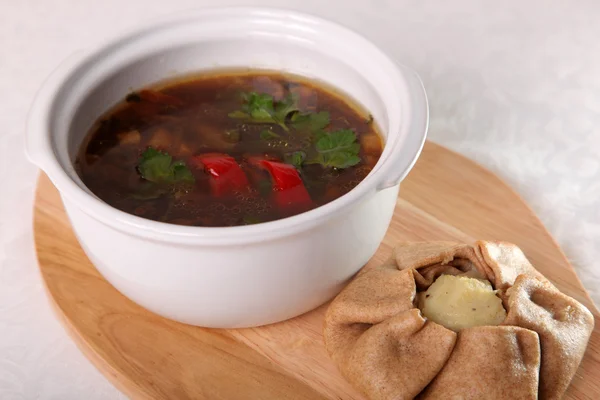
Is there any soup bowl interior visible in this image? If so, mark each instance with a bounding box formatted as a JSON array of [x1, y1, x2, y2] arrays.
[[27, 8, 427, 327], [38, 8, 423, 238]]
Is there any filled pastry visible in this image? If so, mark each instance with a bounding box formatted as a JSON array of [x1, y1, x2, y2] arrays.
[[323, 241, 594, 400]]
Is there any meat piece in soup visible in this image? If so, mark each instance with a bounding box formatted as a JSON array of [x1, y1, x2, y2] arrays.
[[75, 71, 384, 226]]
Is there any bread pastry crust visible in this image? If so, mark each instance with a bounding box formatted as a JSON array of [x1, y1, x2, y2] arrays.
[[323, 241, 594, 400]]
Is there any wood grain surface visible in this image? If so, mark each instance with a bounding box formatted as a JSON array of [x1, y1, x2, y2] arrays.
[[33, 141, 600, 399]]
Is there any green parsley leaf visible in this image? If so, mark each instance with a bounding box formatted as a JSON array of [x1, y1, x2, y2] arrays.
[[172, 160, 195, 182], [284, 151, 307, 169], [308, 129, 361, 169], [229, 92, 276, 124], [274, 93, 300, 123], [243, 92, 274, 114], [138, 147, 195, 184], [228, 92, 299, 131], [290, 111, 330, 132]]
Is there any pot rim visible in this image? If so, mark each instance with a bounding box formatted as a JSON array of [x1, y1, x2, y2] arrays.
[[26, 7, 428, 245]]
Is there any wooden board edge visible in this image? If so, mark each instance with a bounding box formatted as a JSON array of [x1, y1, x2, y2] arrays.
[[33, 209, 153, 400]]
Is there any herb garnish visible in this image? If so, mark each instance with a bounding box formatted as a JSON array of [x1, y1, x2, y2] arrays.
[[229, 91, 362, 170], [290, 111, 330, 132], [138, 147, 194, 184], [228, 92, 299, 131], [307, 129, 361, 169], [284, 151, 307, 169], [229, 91, 331, 135]]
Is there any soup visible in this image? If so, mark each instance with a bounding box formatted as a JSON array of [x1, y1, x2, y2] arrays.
[[76, 71, 384, 226]]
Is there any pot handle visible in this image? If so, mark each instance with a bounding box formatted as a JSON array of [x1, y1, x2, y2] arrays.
[[376, 64, 429, 191], [25, 51, 86, 169]]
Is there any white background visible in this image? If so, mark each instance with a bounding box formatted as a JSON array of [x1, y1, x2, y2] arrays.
[[1, 0, 600, 398]]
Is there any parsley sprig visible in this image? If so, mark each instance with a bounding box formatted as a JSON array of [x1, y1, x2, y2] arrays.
[[138, 147, 194, 184], [228, 92, 299, 131], [290, 111, 330, 132], [308, 129, 361, 169], [229, 90, 363, 170]]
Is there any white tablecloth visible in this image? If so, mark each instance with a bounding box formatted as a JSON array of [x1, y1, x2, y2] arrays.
[[1, 0, 599, 398]]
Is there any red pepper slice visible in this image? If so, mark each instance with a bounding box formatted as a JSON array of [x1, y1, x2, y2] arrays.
[[191, 154, 249, 197], [249, 158, 313, 213]]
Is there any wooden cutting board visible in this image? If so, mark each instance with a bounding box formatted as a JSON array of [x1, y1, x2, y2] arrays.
[[34, 141, 600, 399]]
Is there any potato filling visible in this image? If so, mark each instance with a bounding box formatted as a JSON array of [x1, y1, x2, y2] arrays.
[[418, 275, 506, 331]]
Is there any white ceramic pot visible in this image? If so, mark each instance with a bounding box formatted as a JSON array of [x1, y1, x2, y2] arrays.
[[26, 8, 428, 328]]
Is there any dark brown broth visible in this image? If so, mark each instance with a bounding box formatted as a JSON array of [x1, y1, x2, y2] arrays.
[[76, 71, 383, 226]]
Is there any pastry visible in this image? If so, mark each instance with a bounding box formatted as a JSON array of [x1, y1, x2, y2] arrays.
[[323, 241, 594, 399]]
